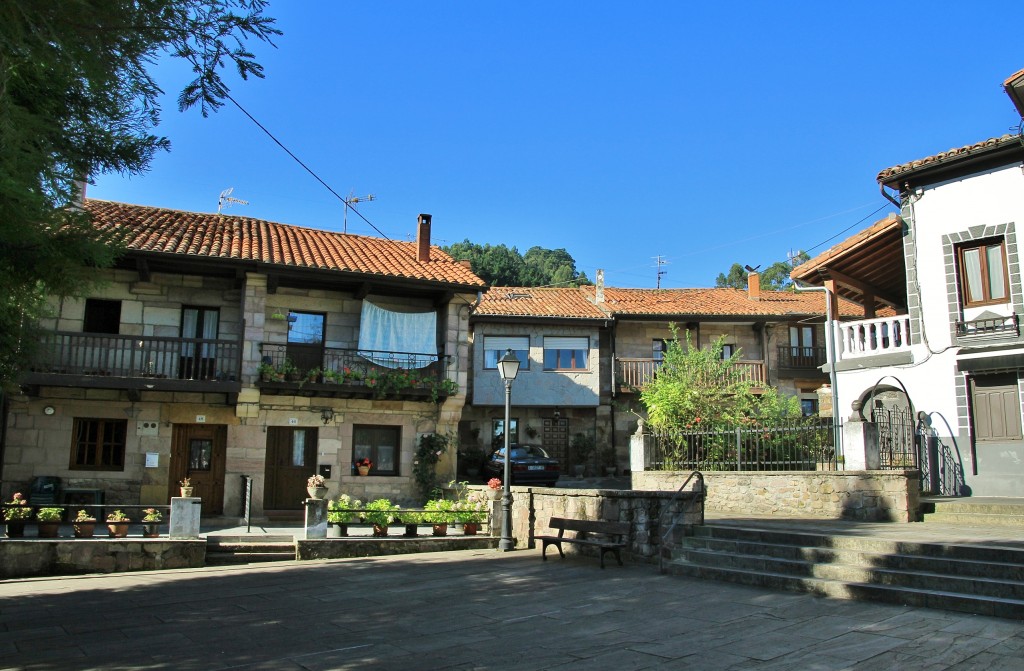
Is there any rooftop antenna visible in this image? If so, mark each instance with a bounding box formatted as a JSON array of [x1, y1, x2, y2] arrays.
[[217, 187, 248, 214], [654, 255, 670, 289], [344, 192, 376, 233]]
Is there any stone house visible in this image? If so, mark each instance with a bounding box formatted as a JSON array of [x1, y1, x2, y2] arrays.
[[791, 69, 1024, 497], [3, 200, 484, 517]]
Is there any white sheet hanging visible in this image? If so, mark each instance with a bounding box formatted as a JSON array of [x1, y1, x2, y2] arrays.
[[357, 301, 438, 369]]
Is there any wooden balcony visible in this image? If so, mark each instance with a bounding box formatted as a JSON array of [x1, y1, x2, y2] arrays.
[[258, 344, 453, 402], [776, 345, 828, 372], [615, 357, 766, 392], [22, 332, 242, 394]]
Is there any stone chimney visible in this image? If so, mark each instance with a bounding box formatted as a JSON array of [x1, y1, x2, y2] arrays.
[[595, 269, 605, 303], [417, 214, 432, 262], [458, 259, 472, 270], [747, 271, 760, 301]]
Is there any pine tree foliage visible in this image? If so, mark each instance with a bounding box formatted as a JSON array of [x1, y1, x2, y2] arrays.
[[443, 240, 592, 287]]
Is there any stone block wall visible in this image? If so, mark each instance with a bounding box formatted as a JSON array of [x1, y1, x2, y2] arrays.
[[0, 540, 205, 579], [631, 470, 920, 522]]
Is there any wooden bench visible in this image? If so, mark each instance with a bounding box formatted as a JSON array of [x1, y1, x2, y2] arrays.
[[536, 517, 630, 569]]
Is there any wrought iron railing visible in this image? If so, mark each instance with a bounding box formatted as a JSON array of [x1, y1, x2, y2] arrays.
[[776, 345, 827, 369], [616, 358, 766, 390], [28, 332, 241, 382], [258, 344, 449, 393], [955, 313, 1019, 338], [648, 418, 840, 471]]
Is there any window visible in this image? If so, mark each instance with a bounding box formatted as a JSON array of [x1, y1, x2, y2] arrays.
[[653, 339, 668, 361], [800, 398, 819, 417], [491, 418, 519, 449], [543, 337, 588, 370], [789, 325, 815, 355], [288, 312, 325, 344], [483, 336, 529, 369], [70, 418, 127, 470], [959, 239, 1009, 307], [83, 299, 121, 334], [180, 306, 220, 379], [352, 425, 400, 475], [719, 344, 736, 359]]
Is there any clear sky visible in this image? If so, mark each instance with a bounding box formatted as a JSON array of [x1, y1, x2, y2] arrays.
[[90, 1, 1024, 289]]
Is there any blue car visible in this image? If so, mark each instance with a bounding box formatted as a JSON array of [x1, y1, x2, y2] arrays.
[[485, 444, 560, 486]]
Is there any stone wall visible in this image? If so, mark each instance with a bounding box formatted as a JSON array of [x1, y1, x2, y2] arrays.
[[631, 470, 920, 522], [0, 540, 206, 579], [506, 486, 704, 564], [297, 536, 496, 560]]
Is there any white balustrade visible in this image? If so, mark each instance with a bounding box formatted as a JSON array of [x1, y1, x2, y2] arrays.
[[835, 316, 912, 360]]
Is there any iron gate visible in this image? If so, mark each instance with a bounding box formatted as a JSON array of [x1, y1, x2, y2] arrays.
[[871, 403, 918, 470]]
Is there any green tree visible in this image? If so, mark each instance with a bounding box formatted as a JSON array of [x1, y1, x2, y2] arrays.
[[0, 0, 279, 388], [714, 253, 810, 291], [443, 240, 592, 287]]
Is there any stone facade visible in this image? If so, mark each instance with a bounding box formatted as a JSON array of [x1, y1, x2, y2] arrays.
[[0, 540, 205, 579]]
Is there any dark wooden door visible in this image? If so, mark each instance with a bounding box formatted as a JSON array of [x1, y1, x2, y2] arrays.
[[543, 417, 569, 465], [265, 427, 318, 510], [169, 424, 227, 514]]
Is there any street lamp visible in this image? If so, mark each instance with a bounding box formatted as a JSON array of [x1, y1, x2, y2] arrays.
[[497, 348, 521, 551]]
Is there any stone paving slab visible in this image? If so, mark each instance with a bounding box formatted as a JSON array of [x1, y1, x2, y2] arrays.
[[0, 549, 1022, 670]]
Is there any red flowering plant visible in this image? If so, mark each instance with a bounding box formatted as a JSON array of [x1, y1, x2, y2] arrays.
[[487, 478, 502, 490], [354, 457, 373, 469], [3, 492, 32, 521]]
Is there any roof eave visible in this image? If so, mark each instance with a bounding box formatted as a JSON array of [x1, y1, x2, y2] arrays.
[[878, 139, 1024, 191]]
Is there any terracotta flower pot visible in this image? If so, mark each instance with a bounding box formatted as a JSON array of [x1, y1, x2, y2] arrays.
[[432, 523, 448, 537], [307, 486, 328, 500], [463, 522, 479, 536], [107, 522, 129, 538], [5, 522, 25, 538], [37, 522, 61, 538], [357, 466, 370, 476], [142, 523, 160, 538], [73, 522, 96, 538], [372, 524, 388, 537], [180, 487, 194, 497]]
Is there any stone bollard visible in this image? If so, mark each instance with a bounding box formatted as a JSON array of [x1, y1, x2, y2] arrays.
[[304, 498, 328, 539], [169, 497, 201, 539]]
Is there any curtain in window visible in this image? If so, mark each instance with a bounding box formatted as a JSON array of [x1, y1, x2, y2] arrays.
[[357, 301, 437, 368], [962, 248, 984, 303], [986, 245, 1007, 301]]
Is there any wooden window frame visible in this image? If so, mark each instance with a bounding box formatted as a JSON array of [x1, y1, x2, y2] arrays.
[[70, 418, 127, 471], [958, 238, 1010, 308], [352, 424, 401, 476], [483, 336, 530, 371], [543, 337, 589, 371]]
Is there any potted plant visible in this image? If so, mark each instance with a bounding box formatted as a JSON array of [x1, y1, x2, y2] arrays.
[[327, 494, 362, 537], [424, 498, 455, 536], [280, 358, 300, 382], [354, 457, 373, 476], [486, 477, 503, 500], [256, 361, 278, 382], [454, 494, 487, 535], [399, 510, 423, 537], [322, 368, 342, 384], [462, 444, 484, 477], [304, 367, 322, 384], [73, 509, 97, 538], [307, 474, 328, 499], [36, 506, 64, 538], [3, 492, 32, 537], [141, 508, 163, 537], [599, 445, 618, 476], [571, 432, 596, 477], [363, 498, 399, 537], [106, 510, 130, 538], [180, 477, 194, 497]]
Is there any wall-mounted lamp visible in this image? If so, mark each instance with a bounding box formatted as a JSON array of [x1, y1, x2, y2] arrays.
[[320, 408, 334, 425]]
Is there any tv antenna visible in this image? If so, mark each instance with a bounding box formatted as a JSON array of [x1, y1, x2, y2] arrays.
[[654, 255, 670, 289], [344, 192, 376, 233], [217, 187, 248, 214]]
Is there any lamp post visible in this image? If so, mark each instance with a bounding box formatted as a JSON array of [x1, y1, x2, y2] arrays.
[[497, 348, 521, 551]]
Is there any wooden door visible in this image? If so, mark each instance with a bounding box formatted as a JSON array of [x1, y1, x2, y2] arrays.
[[543, 416, 569, 465], [170, 424, 227, 514], [265, 427, 318, 510]]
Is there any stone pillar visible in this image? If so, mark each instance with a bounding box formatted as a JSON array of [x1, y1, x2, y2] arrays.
[[629, 419, 650, 474], [304, 498, 328, 539], [169, 497, 201, 539], [816, 384, 833, 419], [842, 401, 880, 470]]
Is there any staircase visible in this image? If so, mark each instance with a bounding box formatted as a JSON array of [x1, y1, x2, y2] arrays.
[[920, 496, 1024, 527], [664, 523, 1024, 620], [205, 535, 298, 565]]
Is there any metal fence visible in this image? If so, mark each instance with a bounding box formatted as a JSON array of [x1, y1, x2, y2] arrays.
[[648, 418, 840, 472]]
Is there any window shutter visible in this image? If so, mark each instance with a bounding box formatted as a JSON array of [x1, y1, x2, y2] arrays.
[[544, 336, 588, 350], [485, 336, 529, 351]]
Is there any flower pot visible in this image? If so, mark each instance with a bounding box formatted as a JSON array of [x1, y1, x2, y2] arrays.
[[327, 523, 347, 538], [488, 489, 501, 500], [357, 465, 370, 476], [107, 522, 129, 538], [37, 521, 61, 538], [404, 523, 418, 537], [462, 522, 479, 536], [432, 523, 448, 537], [73, 522, 96, 538], [142, 523, 160, 538], [371, 524, 389, 537], [180, 487, 194, 497], [4, 522, 25, 538], [307, 486, 328, 500]]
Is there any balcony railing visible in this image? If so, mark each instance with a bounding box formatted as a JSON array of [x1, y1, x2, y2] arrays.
[[616, 358, 766, 390], [258, 344, 452, 401], [956, 313, 1019, 338], [24, 332, 241, 387], [776, 345, 827, 370], [835, 316, 912, 361]]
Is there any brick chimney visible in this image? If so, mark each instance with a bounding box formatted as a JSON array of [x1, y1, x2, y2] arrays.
[[747, 271, 761, 301], [417, 214, 431, 262]]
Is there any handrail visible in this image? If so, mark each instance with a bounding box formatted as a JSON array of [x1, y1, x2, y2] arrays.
[[657, 470, 705, 573]]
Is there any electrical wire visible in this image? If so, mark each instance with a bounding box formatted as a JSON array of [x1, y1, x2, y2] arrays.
[[801, 202, 893, 255], [224, 92, 390, 240]]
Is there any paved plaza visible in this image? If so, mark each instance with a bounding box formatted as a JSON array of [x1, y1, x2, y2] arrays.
[[0, 547, 1022, 670]]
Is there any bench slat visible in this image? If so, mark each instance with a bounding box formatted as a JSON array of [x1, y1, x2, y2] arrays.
[[549, 517, 629, 536]]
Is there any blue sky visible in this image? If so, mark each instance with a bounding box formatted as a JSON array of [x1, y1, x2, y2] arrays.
[[91, 2, 1024, 289]]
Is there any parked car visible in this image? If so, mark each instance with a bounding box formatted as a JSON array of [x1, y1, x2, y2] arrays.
[[484, 444, 560, 486]]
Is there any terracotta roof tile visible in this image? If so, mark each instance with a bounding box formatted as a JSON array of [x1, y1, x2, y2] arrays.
[[876, 135, 1019, 183], [791, 214, 902, 280], [85, 199, 485, 287], [475, 287, 607, 319]]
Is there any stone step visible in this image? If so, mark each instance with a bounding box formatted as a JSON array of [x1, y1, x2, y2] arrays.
[[666, 560, 1024, 620], [205, 551, 297, 566], [922, 512, 1024, 527], [678, 547, 1024, 600], [205, 536, 297, 565]]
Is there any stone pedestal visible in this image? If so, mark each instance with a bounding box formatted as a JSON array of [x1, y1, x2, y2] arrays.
[[842, 420, 880, 471], [304, 498, 328, 539], [169, 497, 201, 539]]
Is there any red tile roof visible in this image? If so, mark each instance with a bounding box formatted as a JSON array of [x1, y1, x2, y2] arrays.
[[474, 285, 865, 319], [791, 214, 902, 279], [85, 199, 485, 287], [876, 135, 1020, 183]]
